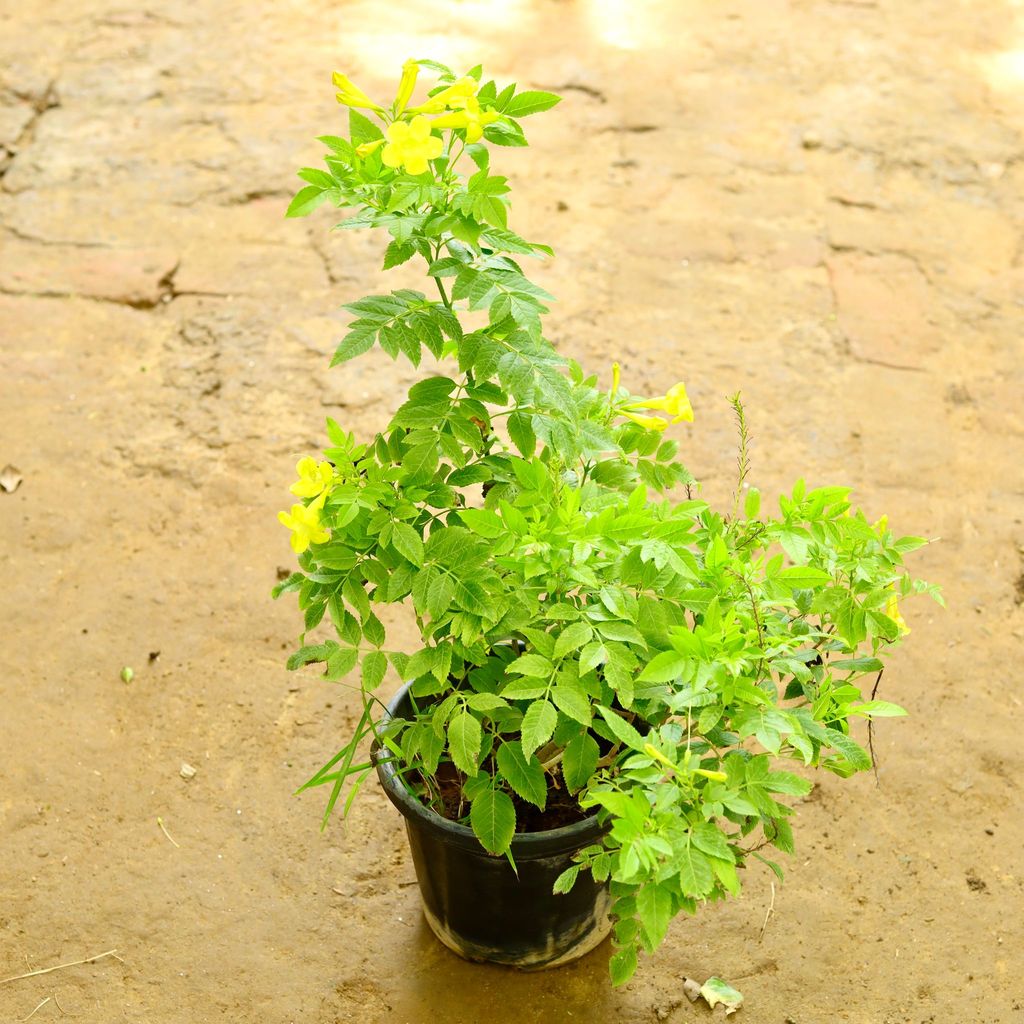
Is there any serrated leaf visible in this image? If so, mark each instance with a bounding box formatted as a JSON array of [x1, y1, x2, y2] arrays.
[[507, 409, 536, 457], [505, 90, 562, 117], [553, 865, 579, 894], [609, 944, 638, 986], [637, 650, 689, 682], [691, 822, 733, 861], [496, 741, 547, 809], [551, 678, 592, 725], [507, 653, 553, 678], [360, 651, 387, 689], [447, 711, 482, 777], [825, 730, 872, 770], [562, 732, 600, 791], [597, 705, 646, 751], [554, 622, 593, 660], [521, 699, 557, 759], [390, 521, 425, 566], [678, 842, 714, 896], [636, 883, 672, 948], [850, 700, 907, 718], [777, 566, 832, 590], [286, 185, 329, 218], [470, 785, 516, 854]]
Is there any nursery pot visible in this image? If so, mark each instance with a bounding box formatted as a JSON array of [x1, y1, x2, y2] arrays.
[[373, 682, 613, 969]]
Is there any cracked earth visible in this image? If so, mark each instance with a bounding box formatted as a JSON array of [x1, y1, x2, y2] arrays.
[[2, 1, 1023, 1022]]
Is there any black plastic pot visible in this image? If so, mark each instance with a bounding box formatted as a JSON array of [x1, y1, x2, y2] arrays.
[[374, 682, 612, 969]]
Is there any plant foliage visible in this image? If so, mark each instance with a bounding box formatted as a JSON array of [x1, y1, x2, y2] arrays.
[[276, 58, 941, 983]]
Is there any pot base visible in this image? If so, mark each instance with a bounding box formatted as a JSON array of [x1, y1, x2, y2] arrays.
[[421, 891, 613, 970]]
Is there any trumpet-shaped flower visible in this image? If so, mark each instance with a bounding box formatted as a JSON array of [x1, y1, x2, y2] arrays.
[[430, 96, 499, 143], [394, 59, 419, 115], [621, 411, 669, 431], [410, 76, 478, 114], [611, 362, 621, 398], [382, 115, 443, 175], [885, 586, 910, 635], [278, 493, 329, 554], [290, 457, 334, 499], [332, 71, 384, 111], [625, 382, 694, 423]]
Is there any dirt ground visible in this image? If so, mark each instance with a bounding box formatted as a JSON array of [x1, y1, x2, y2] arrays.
[[2, 0, 1023, 1021]]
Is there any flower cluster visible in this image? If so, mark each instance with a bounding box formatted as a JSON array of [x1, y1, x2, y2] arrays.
[[330, 61, 499, 175]]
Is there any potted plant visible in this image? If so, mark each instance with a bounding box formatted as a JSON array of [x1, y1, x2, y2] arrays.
[[275, 58, 941, 984]]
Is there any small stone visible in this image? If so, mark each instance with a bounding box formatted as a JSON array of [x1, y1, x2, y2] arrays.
[[683, 978, 702, 1003], [801, 129, 823, 150], [180, 763, 197, 780], [0, 465, 23, 493]]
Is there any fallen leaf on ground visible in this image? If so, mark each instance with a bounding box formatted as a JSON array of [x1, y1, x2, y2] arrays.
[[700, 977, 744, 1015], [0, 464, 22, 493]]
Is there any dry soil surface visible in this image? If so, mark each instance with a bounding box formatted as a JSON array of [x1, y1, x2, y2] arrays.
[[2, 1, 1023, 1022]]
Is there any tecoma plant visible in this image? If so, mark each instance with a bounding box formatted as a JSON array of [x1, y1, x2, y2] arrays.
[[276, 57, 940, 984]]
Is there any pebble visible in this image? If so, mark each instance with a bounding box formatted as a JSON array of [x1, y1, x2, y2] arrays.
[[180, 762, 197, 780]]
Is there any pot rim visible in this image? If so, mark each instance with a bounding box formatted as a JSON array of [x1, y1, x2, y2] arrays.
[[373, 681, 608, 857]]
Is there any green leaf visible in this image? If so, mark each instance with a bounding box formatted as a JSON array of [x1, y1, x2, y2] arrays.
[[636, 883, 672, 948], [609, 944, 638, 986], [402, 442, 438, 482], [850, 700, 907, 717], [325, 645, 359, 680], [507, 653, 553, 678], [551, 678, 592, 725], [554, 622, 593, 660], [597, 706, 646, 751], [349, 108, 383, 146], [690, 822, 733, 861], [678, 842, 714, 896], [361, 651, 387, 689], [521, 699, 557, 759], [286, 185, 329, 218], [562, 732, 600, 791], [447, 711, 482, 777], [501, 678, 547, 699], [764, 770, 813, 795], [637, 650, 688, 683], [391, 521, 424, 566], [496, 741, 547, 808], [507, 409, 536, 457], [553, 865, 579, 894], [777, 566, 832, 590], [470, 785, 516, 855], [826, 730, 872, 771], [505, 90, 562, 117]]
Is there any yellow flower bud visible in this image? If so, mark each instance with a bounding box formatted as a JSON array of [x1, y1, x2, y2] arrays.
[[332, 71, 384, 111], [394, 59, 419, 116], [355, 138, 385, 158]]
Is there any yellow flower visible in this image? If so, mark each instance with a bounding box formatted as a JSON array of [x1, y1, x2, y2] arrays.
[[409, 76, 478, 114], [611, 362, 621, 397], [278, 494, 329, 554], [622, 411, 669, 431], [382, 115, 443, 175], [356, 138, 385, 158], [332, 71, 384, 111], [430, 97, 499, 142], [625, 382, 693, 424], [290, 457, 333, 499], [885, 586, 910, 635], [394, 59, 419, 116]]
